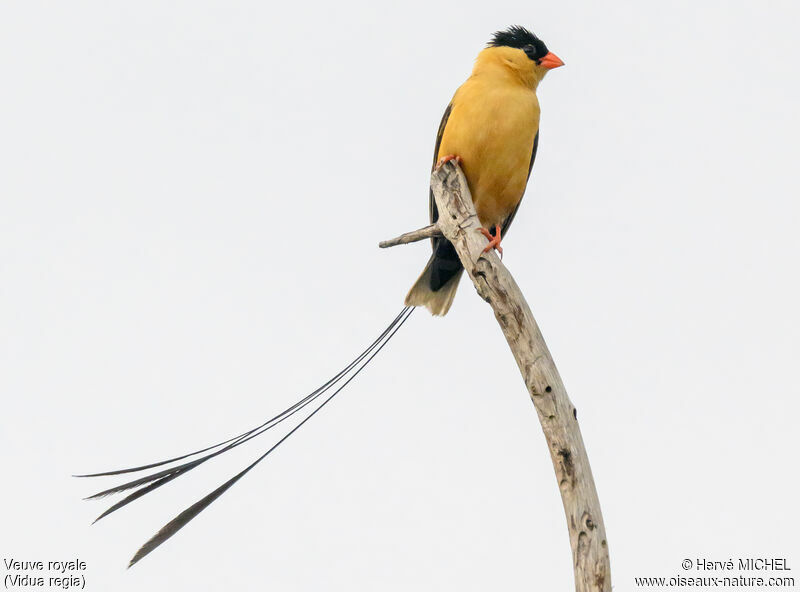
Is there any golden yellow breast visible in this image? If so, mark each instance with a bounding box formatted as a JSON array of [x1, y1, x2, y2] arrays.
[[437, 77, 540, 228]]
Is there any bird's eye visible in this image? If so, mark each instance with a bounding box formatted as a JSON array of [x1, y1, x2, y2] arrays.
[[523, 44, 538, 60]]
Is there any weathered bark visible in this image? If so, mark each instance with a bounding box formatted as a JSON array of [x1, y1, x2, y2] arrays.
[[380, 161, 611, 592], [379, 223, 442, 248]]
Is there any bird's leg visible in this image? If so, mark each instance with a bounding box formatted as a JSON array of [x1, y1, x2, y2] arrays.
[[479, 224, 503, 258], [434, 154, 462, 170]]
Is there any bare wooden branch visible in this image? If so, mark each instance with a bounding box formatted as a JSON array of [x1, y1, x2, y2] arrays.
[[379, 223, 442, 248], [426, 161, 611, 592]]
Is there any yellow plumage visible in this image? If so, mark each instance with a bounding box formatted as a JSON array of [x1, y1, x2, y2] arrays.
[[437, 46, 544, 228], [406, 30, 562, 316]]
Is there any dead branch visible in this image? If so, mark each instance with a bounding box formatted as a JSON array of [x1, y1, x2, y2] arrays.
[[378, 223, 442, 248], [381, 161, 611, 592]]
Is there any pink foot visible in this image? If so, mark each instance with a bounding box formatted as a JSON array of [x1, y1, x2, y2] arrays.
[[479, 224, 503, 258], [435, 154, 463, 170]]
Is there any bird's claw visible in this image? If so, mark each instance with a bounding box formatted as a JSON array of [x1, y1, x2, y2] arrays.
[[435, 154, 463, 170], [479, 225, 503, 258]]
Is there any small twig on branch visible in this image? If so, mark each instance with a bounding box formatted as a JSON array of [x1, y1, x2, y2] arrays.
[[381, 161, 611, 592], [378, 223, 442, 248]]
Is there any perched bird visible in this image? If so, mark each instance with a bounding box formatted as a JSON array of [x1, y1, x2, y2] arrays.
[[77, 26, 563, 567], [406, 25, 563, 315]]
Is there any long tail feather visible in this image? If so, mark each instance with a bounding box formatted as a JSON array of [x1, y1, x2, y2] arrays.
[[79, 307, 414, 565], [73, 306, 411, 480], [93, 472, 186, 523], [128, 306, 414, 567], [83, 308, 412, 511], [74, 437, 243, 478], [85, 462, 201, 501], [77, 307, 411, 480], [128, 464, 249, 567]]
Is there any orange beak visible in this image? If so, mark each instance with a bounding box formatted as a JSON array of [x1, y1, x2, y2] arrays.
[[539, 52, 565, 69]]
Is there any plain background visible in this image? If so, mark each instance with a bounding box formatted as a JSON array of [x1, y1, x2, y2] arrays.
[[2, 1, 799, 590]]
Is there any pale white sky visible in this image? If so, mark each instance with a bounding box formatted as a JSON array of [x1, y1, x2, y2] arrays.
[[2, 1, 799, 590]]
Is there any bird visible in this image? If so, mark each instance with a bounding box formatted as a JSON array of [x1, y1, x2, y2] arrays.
[[405, 25, 563, 315], [76, 25, 563, 567]]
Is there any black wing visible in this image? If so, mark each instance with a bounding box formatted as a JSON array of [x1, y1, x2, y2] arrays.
[[428, 103, 452, 228], [499, 130, 539, 236], [425, 103, 463, 291]]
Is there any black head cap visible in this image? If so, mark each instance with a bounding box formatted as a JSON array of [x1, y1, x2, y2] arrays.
[[488, 25, 549, 62]]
